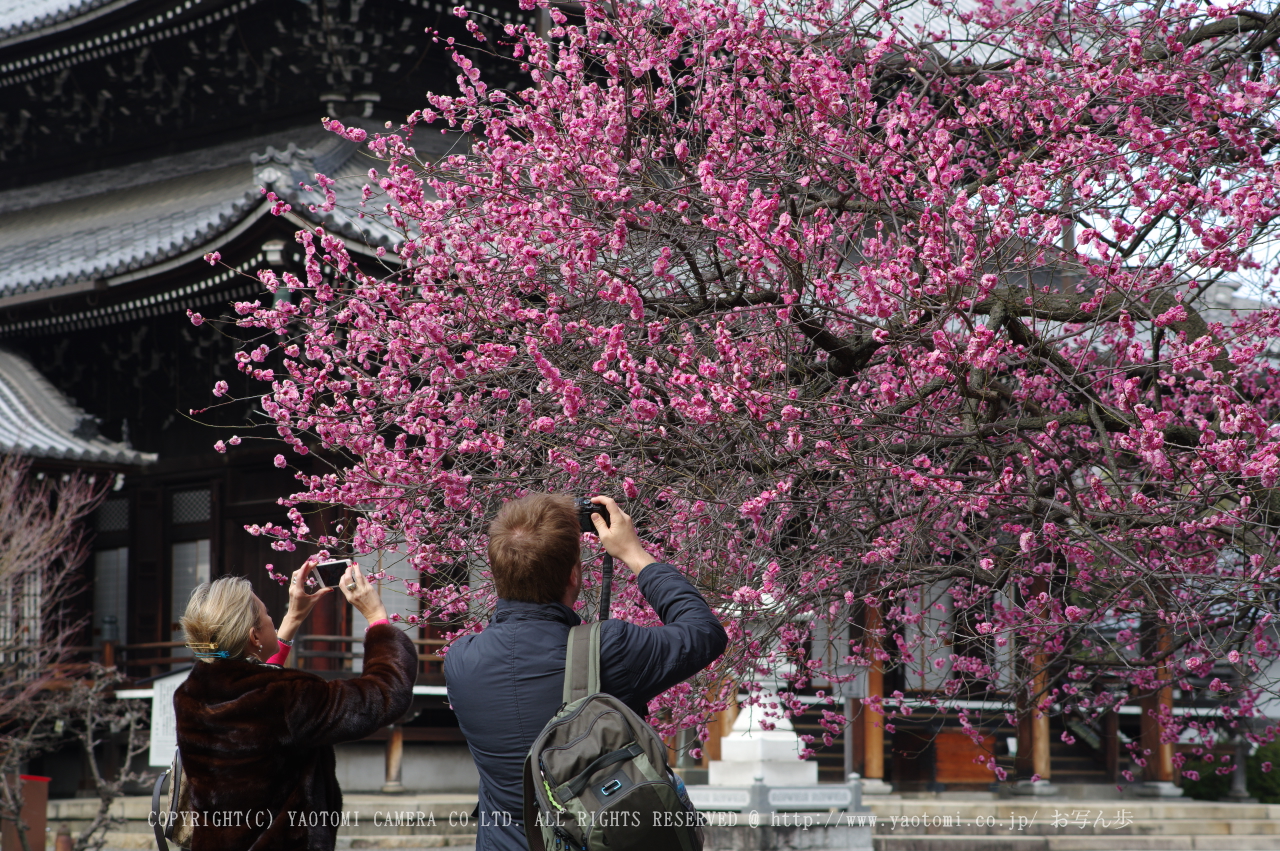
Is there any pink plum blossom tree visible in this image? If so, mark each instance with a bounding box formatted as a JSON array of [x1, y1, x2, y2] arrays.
[[208, 0, 1280, 772]]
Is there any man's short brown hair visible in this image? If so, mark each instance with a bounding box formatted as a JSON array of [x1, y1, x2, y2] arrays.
[[488, 493, 581, 604]]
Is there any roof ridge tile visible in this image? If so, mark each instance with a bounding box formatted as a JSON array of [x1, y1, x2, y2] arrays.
[[0, 0, 119, 41]]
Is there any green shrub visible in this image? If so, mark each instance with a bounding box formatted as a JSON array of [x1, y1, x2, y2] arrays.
[[1246, 741, 1280, 804], [1181, 740, 1280, 803]]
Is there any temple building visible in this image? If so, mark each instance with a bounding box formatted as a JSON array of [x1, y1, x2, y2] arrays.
[[0, 0, 538, 796]]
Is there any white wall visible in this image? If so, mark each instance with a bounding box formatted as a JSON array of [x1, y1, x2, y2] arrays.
[[333, 743, 480, 793]]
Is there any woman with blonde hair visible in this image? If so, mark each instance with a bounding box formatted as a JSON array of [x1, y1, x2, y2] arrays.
[[173, 561, 415, 851]]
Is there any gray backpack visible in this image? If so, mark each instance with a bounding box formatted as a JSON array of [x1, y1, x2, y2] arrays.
[[522, 621, 704, 851]]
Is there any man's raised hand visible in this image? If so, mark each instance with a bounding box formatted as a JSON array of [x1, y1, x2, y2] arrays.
[[588, 495, 658, 576]]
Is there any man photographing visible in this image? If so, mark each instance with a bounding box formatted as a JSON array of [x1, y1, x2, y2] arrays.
[[444, 494, 728, 851]]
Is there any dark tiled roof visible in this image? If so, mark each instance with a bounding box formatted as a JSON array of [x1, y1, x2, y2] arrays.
[[0, 124, 402, 298], [0, 347, 154, 464], [0, 164, 260, 295]]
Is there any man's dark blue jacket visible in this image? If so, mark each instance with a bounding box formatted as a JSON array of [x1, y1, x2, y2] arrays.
[[444, 563, 728, 851]]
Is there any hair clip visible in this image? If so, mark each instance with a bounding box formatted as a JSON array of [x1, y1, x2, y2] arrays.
[[189, 642, 230, 659]]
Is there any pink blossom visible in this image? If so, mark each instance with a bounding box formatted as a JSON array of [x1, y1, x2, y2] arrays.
[[1154, 304, 1188, 327]]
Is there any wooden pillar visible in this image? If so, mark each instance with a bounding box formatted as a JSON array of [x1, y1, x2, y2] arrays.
[[1140, 627, 1175, 783], [844, 699, 856, 778], [863, 606, 885, 782], [702, 713, 722, 765], [701, 698, 735, 764], [1103, 709, 1120, 784], [130, 488, 164, 647], [698, 683, 738, 769], [701, 680, 742, 767], [1032, 675, 1051, 781], [1015, 698, 1050, 779], [1017, 579, 1051, 781], [1016, 709, 1033, 777], [381, 724, 405, 793], [848, 698, 867, 773]]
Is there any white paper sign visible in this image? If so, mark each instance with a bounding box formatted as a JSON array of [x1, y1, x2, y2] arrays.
[[149, 669, 191, 766]]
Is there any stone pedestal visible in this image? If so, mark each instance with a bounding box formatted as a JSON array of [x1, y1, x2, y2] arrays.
[[708, 699, 818, 788], [1011, 779, 1060, 796], [1225, 735, 1256, 802], [859, 777, 894, 795], [1132, 781, 1184, 797]]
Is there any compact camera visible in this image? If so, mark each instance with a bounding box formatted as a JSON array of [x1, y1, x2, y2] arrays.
[[308, 558, 351, 594], [576, 497, 609, 533]]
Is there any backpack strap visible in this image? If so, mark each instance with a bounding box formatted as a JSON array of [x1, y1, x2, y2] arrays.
[[561, 621, 602, 704], [166, 748, 182, 842], [151, 765, 170, 851], [522, 753, 547, 851]]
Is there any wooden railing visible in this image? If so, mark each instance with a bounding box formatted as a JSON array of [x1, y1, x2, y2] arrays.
[[290, 634, 446, 672], [64, 641, 191, 677], [65, 634, 448, 679]]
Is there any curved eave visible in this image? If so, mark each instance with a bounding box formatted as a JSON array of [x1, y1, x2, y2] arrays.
[[0, 439, 157, 466], [0, 0, 124, 47], [0, 196, 398, 312], [0, 349, 155, 466]]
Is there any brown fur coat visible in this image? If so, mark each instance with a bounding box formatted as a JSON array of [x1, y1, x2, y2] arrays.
[[173, 624, 417, 851]]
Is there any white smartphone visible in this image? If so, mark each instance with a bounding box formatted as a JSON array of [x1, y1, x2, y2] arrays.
[[308, 559, 350, 594]]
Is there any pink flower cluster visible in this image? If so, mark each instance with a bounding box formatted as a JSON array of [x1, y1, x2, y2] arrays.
[[206, 0, 1280, 745]]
